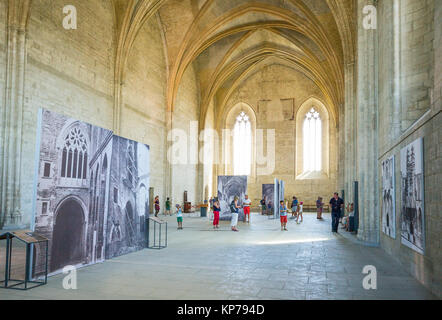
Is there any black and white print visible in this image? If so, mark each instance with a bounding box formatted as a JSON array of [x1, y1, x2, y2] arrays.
[[217, 176, 247, 221], [382, 156, 395, 238], [262, 184, 274, 213], [400, 138, 424, 254], [105, 135, 149, 259], [33, 109, 149, 275]]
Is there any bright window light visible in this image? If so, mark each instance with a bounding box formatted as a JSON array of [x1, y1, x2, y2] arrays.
[[233, 111, 251, 175], [303, 108, 321, 172]]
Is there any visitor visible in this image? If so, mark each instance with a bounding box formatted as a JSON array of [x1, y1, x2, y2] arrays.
[[267, 201, 272, 215], [280, 200, 288, 231], [260, 197, 266, 215], [291, 196, 298, 218], [243, 195, 251, 223], [316, 197, 324, 219], [165, 197, 171, 216], [230, 196, 240, 232], [209, 197, 214, 213], [213, 199, 220, 229], [297, 201, 304, 223], [154, 196, 160, 217], [329, 192, 344, 233], [342, 203, 354, 231], [176, 204, 183, 229]]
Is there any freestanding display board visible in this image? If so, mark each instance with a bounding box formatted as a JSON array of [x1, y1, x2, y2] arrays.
[[217, 176, 248, 221], [262, 184, 274, 214], [32, 109, 150, 276]]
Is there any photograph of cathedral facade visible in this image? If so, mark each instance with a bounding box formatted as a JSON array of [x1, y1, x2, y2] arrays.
[[400, 138, 425, 254], [33, 109, 149, 275], [34, 109, 112, 274]]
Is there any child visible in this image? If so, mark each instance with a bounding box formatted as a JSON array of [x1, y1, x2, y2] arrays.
[[176, 204, 183, 229], [296, 201, 303, 223], [279, 200, 288, 231], [316, 197, 324, 219], [213, 200, 220, 229], [291, 196, 298, 218], [165, 197, 171, 215]]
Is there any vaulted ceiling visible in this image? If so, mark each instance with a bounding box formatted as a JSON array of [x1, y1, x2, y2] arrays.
[[111, 0, 356, 127]]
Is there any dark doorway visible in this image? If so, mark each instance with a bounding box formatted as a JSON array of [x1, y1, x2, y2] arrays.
[[125, 201, 135, 246], [51, 199, 85, 272]]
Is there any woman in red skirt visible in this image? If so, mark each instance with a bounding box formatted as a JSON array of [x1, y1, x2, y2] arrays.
[[213, 199, 220, 229], [154, 196, 160, 217]]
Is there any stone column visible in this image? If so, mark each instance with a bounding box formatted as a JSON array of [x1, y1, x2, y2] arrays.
[[434, 0, 442, 114], [0, 0, 32, 229], [164, 109, 173, 203], [344, 61, 357, 202], [356, 0, 379, 244]]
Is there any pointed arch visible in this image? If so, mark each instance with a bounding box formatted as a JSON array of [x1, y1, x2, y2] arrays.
[[296, 97, 331, 179]]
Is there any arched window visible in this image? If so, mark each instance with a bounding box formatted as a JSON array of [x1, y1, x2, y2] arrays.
[[61, 127, 88, 179], [233, 111, 251, 175], [303, 108, 321, 172]]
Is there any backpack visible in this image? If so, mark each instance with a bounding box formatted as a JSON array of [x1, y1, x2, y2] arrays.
[[230, 200, 236, 213]]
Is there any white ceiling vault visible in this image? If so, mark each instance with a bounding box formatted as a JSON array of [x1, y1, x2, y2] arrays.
[[110, 0, 356, 127]]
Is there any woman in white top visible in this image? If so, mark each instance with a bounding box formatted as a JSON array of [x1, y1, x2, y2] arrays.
[[230, 196, 240, 232], [296, 201, 304, 223]]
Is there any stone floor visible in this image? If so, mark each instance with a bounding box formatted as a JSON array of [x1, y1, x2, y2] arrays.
[[0, 212, 437, 300]]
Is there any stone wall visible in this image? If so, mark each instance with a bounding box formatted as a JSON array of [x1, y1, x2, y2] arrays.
[[4, 0, 172, 226], [399, 0, 435, 130], [20, 0, 116, 227], [121, 14, 168, 212], [0, 0, 5, 122], [171, 62, 200, 207], [219, 64, 338, 206], [377, 0, 441, 298]]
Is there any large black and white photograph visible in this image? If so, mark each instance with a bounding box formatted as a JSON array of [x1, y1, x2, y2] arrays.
[[33, 109, 113, 275], [33, 109, 150, 276], [262, 184, 274, 214], [217, 176, 247, 221], [400, 138, 424, 254], [382, 156, 396, 238], [105, 135, 150, 259]]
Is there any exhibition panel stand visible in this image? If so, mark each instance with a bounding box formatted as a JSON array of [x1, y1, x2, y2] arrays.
[[0, 230, 48, 290], [147, 217, 167, 249]]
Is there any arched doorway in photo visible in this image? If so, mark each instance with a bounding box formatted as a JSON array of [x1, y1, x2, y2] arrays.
[[50, 198, 85, 272]]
